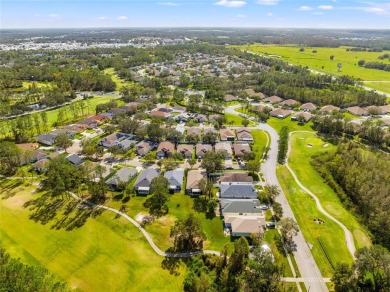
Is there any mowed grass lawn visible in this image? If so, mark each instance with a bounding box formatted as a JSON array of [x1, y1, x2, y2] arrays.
[[239, 44, 390, 83], [251, 129, 268, 162], [224, 113, 256, 126], [0, 180, 185, 292], [288, 132, 371, 251], [267, 117, 314, 133]]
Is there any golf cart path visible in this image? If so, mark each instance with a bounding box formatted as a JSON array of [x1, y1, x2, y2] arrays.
[[68, 192, 220, 258], [286, 131, 356, 258]]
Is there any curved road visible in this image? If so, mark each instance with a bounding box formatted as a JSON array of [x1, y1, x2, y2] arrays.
[[226, 106, 328, 292], [286, 131, 356, 258]]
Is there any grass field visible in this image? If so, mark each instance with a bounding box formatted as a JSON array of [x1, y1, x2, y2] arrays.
[[267, 117, 314, 133], [363, 81, 390, 93], [251, 129, 268, 162], [0, 95, 122, 138], [239, 44, 390, 84], [288, 132, 371, 251], [0, 179, 185, 292], [224, 113, 256, 126]]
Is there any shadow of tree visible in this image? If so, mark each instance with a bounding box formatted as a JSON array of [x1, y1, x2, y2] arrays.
[[192, 197, 207, 213], [161, 247, 184, 276], [23, 192, 105, 231], [0, 179, 24, 199]]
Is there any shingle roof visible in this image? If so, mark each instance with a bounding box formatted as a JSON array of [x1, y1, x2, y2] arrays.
[[186, 170, 204, 190], [219, 172, 253, 183], [164, 170, 184, 187], [134, 168, 159, 188], [221, 199, 262, 214], [107, 167, 138, 186], [220, 184, 258, 199]]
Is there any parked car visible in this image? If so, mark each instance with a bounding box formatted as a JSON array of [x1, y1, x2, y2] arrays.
[[266, 222, 276, 229], [260, 204, 269, 210]]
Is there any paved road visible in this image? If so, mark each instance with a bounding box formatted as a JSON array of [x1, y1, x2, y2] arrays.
[[225, 106, 329, 292], [68, 192, 220, 258], [286, 131, 356, 258]]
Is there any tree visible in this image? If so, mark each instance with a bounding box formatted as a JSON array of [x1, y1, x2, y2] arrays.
[[203, 132, 219, 145], [241, 118, 249, 127], [242, 151, 255, 161], [358, 59, 365, 67], [143, 187, 169, 217], [200, 150, 225, 174], [150, 176, 169, 194], [337, 63, 343, 72], [243, 246, 283, 292], [332, 263, 357, 292], [229, 237, 250, 286], [0, 142, 21, 175], [188, 158, 196, 169], [272, 202, 283, 220], [143, 152, 156, 164], [81, 138, 104, 160], [330, 55, 335, 60], [198, 177, 213, 200], [170, 213, 206, 252], [147, 122, 165, 142], [53, 133, 72, 152], [246, 160, 260, 173], [277, 217, 299, 245], [87, 165, 107, 201], [263, 184, 280, 204]]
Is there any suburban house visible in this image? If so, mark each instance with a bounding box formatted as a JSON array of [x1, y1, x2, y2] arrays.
[[221, 199, 264, 217], [219, 184, 258, 199], [135, 141, 154, 156], [175, 112, 191, 122], [37, 134, 56, 146], [99, 132, 134, 148], [196, 143, 213, 158], [220, 128, 236, 141], [16, 143, 38, 152], [291, 112, 313, 122], [223, 94, 239, 102], [76, 118, 99, 128], [204, 127, 218, 135], [149, 110, 171, 119], [270, 108, 292, 119], [263, 95, 283, 104], [33, 158, 50, 173], [186, 127, 202, 140], [218, 172, 253, 184], [208, 115, 222, 124], [254, 105, 272, 113], [177, 144, 194, 158], [156, 141, 175, 158], [225, 216, 265, 237], [89, 114, 109, 124], [50, 129, 76, 139], [20, 149, 48, 165], [64, 124, 87, 133], [172, 105, 186, 113], [133, 168, 159, 195], [215, 142, 233, 159], [301, 102, 317, 112], [379, 105, 390, 114], [186, 170, 205, 195], [193, 114, 208, 123], [244, 88, 265, 99], [164, 169, 184, 193], [280, 99, 299, 108], [66, 154, 83, 165], [232, 143, 252, 158], [346, 106, 369, 116], [320, 105, 340, 113], [106, 167, 138, 190], [236, 128, 253, 142]]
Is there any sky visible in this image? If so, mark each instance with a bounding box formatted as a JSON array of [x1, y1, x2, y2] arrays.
[[1, 0, 390, 29]]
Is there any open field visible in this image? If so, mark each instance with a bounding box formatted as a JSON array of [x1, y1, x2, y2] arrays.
[[363, 81, 390, 94], [277, 166, 353, 277], [224, 113, 256, 126], [288, 132, 371, 251], [251, 129, 267, 162], [239, 44, 390, 84], [0, 95, 123, 138], [0, 179, 185, 292], [267, 117, 314, 133]]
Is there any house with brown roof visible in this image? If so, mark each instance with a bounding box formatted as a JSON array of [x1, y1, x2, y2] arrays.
[[263, 95, 283, 104], [136, 141, 154, 156], [218, 172, 253, 184], [301, 102, 317, 112], [33, 158, 50, 173], [379, 105, 390, 114], [89, 114, 109, 124], [291, 112, 313, 122], [223, 94, 239, 102], [193, 114, 208, 123], [215, 142, 233, 159], [157, 141, 175, 159], [177, 144, 194, 158], [280, 99, 299, 108], [208, 114, 222, 124], [254, 105, 272, 113], [220, 128, 236, 141], [186, 170, 205, 195], [196, 143, 212, 158], [320, 105, 340, 113], [270, 109, 292, 119], [76, 118, 99, 128], [244, 89, 265, 99], [204, 127, 218, 135], [186, 127, 202, 139], [225, 216, 265, 238], [16, 143, 38, 152], [236, 128, 253, 142], [149, 110, 171, 119], [346, 106, 369, 116], [233, 143, 251, 158], [64, 124, 87, 133]]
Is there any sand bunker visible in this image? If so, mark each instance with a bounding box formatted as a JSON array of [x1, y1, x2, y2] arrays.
[[323, 143, 329, 147], [306, 144, 313, 148], [135, 213, 146, 223]]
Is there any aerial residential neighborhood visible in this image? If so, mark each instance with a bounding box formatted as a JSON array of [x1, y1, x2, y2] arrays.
[[0, 6, 390, 292]]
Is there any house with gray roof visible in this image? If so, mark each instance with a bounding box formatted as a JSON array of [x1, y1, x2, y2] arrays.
[[219, 184, 258, 199], [164, 169, 184, 193], [106, 167, 138, 190], [66, 154, 83, 165], [220, 199, 263, 217], [133, 168, 159, 194]]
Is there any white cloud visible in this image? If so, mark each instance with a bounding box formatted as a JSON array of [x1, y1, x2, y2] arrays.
[[266, 12, 273, 16], [97, 16, 108, 20], [237, 14, 247, 17], [117, 16, 128, 20], [365, 7, 389, 15], [298, 6, 312, 11], [158, 2, 178, 6], [215, 0, 246, 8], [318, 5, 333, 10], [256, 0, 279, 5]]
